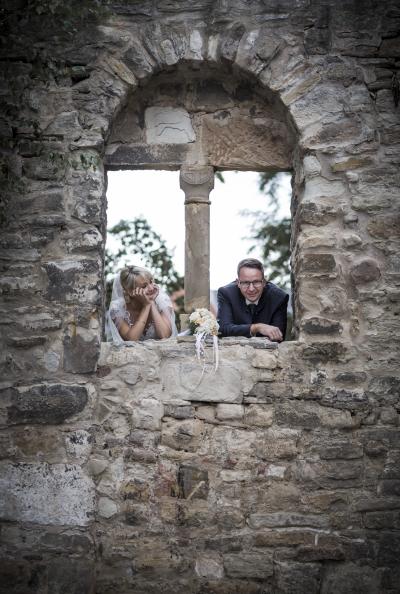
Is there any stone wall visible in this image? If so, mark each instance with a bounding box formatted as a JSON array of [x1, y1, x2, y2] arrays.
[[1, 1, 400, 592], [91, 338, 400, 593]]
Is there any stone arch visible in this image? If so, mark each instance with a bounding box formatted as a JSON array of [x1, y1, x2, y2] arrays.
[[80, 27, 320, 335], [82, 24, 377, 344]]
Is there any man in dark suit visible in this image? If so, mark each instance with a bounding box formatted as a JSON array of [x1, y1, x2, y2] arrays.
[[217, 258, 289, 341]]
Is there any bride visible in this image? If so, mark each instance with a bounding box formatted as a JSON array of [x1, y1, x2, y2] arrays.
[[106, 265, 177, 344]]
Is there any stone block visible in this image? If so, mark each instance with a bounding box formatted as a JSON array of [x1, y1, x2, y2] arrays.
[[132, 398, 164, 431], [275, 401, 356, 430], [331, 156, 373, 172], [47, 559, 95, 594], [299, 231, 337, 249], [161, 418, 204, 452], [195, 405, 216, 422], [248, 512, 329, 530], [318, 440, 363, 460], [303, 178, 346, 201], [87, 458, 108, 476], [378, 480, 400, 497], [5, 383, 88, 425], [123, 448, 157, 464], [364, 510, 400, 529], [195, 555, 224, 579], [264, 464, 286, 479], [177, 464, 209, 499], [0, 463, 94, 525], [66, 227, 103, 253], [367, 376, 400, 405], [216, 404, 244, 421], [251, 350, 279, 369], [63, 327, 100, 374], [380, 406, 399, 425], [254, 529, 315, 548], [220, 469, 252, 482], [368, 214, 400, 239], [223, 551, 273, 579], [294, 459, 364, 489], [255, 428, 299, 460], [145, 107, 195, 144], [342, 233, 363, 248], [161, 361, 244, 403], [177, 500, 212, 528], [381, 566, 400, 590], [297, 202, 339, 226], [0, 559, 47, 593], [301, 316, 342, 335], [321, 388, 369, 411], [350, 258, 381, 284], [302, 342, 347, 363], [247, 381, 290, 401], [244, 404, 274, 427], [215, 505, 245, 529], [43, 259, 101, 304], [212, 426, 258, 457], [219, 23, 246, 61], [164, 401, 194, 419], [299, 253, 337, 276], [98, 496, 118, 518], [335, 371, 367, 385], [275, 561, 321, 594], [377, 531, 400, 565], [303, 155, 321, 176], [65, 430, 93, 459], [120, 479, 151, 502], [131, 539, 189, 575], [23, 156, 66, 181], [321, 563, 381, 594]]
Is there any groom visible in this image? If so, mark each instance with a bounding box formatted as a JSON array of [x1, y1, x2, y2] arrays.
[[217, 258, 289, 341]]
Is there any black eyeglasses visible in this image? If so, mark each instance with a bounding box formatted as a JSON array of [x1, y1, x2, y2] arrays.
[[238, 280, 264, 289]]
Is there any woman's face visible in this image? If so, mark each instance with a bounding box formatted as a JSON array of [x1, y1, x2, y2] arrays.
[[134, 275, 157, 297]]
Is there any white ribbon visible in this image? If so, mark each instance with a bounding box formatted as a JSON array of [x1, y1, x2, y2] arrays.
[[194, 331, 219, 374]]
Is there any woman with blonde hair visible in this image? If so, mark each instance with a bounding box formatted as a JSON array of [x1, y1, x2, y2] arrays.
[[106, 265, 177, 344]]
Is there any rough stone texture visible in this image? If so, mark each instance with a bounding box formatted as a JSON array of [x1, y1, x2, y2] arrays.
[[1, 1, 399, 592], [3, 384, 89, 425], [145, 106, 196, 144], [0, 463, 95, 526]]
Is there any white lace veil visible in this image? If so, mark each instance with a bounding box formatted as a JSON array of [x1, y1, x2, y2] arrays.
[[105, 272, 177, 346]]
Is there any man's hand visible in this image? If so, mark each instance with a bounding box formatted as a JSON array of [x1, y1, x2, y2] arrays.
[[251, 323, 283, 342]]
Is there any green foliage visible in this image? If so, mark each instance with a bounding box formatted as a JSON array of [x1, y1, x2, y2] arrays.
[[105, 217, 184, 309]]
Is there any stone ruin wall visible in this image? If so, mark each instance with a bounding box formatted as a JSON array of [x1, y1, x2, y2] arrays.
[[0, 1, 400, 592]]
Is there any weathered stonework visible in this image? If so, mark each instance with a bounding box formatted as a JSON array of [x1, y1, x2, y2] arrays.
[[1, 0, 399, 592]]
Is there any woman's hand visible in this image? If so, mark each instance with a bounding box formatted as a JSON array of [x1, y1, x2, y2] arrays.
[[147, 283, 160, 302], [132, 287, 152, 307]]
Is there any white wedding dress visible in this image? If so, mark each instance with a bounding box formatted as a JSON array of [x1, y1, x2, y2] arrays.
[[105, 275, 177, 346]]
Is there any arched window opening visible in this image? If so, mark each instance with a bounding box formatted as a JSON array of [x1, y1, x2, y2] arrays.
[[105, 168, 293, 339]]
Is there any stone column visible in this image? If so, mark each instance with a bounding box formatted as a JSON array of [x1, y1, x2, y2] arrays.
[[180, 166, 214, 313]]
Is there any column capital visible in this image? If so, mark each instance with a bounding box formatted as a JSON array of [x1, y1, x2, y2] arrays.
[[180, 166, 214, 204]]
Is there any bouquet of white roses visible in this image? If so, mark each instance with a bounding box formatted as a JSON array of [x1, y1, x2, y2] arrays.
[[189, 308, 219, 371]]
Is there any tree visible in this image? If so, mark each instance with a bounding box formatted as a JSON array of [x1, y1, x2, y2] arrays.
[[105, 217, 184, 311], [242, 172, 291, 290]]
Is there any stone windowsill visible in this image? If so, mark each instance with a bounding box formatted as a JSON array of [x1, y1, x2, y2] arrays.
[[177, 335, 278, 349]]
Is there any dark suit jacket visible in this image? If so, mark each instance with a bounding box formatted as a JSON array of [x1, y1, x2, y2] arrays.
[[217, 281, 289, 338]]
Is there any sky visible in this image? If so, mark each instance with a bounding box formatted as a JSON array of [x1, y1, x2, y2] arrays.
[[106, 170, 291, 290]]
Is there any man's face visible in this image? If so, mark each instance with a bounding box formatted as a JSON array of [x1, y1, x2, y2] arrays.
[[237, 267, 265, 302]]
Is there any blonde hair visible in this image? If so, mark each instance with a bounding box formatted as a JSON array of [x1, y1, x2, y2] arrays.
[[120, 265, 152, 302]]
